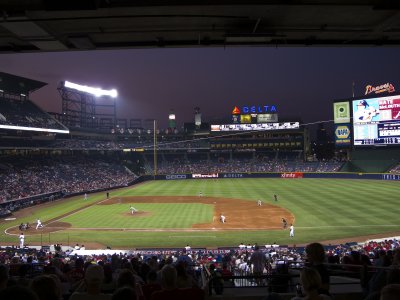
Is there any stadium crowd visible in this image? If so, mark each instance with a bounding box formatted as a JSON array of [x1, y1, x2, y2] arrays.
[[0, 97, 67, 131], [1, 238, 400, 300], [152, 158, 344, 175], [388, 163, 400, 174], [0, 155, 136, 202]]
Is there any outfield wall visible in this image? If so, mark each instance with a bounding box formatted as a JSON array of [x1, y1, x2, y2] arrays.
[[153, 172, 400, 181]]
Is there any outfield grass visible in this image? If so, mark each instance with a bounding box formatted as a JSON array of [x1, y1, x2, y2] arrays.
[[1, 178, 399, 248]]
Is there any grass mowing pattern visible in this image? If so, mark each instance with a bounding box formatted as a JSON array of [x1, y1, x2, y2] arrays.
[[1, 178, 399, 248], [62, 203, 212, 228]]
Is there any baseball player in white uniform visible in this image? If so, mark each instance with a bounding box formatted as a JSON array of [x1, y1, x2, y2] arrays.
[[289, 224, 294, 237], [220, 214, 226, 223], [130, 206, 138, 214], [19, 232, 25, 248], [36, 219, 44, 229]]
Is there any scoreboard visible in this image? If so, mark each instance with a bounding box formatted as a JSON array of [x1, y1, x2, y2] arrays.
[[352, 94, 400, 146]]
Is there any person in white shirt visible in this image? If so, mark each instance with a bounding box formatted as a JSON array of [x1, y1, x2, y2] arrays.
[[257, 200, 262, 206], [36, 219, 44, 229], [19, 232, 25, 248], [289, 224, 295, 237], [220, 214, 226, 223]]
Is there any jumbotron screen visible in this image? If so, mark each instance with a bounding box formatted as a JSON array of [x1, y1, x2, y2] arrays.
[[352, 94, 400, 146], [211, 122, 300, 132]]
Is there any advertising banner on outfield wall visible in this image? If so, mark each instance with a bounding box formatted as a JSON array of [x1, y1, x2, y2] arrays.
[[281, 172, 304, 178], [382, 174, 400, 180], [192, 173, 219, 178], [146, 172, 400, 183], [165, 174, 189, 180]]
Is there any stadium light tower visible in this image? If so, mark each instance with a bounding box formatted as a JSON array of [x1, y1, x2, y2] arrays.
[[58, 80, 118, 129], [64, 81, 118, 98]]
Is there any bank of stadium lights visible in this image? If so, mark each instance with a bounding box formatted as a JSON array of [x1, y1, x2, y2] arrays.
[[64, 81, 118, 98]]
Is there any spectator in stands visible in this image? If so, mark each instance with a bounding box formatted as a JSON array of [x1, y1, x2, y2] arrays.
[[367, 250, 392, 296], [291, 267, 331, 300], [150, 264, 178, 300], [117, 268, 144, 299], [305, 243, 330, 296], [30, 275, 61, 300], [142, 270, 161, 300], [250, 244, 267, 285], [101, 264, 116, 294], [70, 264, 111, 300], [270, 263, 290, 293], [380, 284, 400, 300], [364, 269, 400, 300], [175, 262, 197, 288], [208, 264, 224, 296]]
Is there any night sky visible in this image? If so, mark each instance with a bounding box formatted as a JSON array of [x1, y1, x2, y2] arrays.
[[0, 47, 399, 130]]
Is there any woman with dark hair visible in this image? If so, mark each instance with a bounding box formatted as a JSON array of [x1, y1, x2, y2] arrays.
[[305, 243, 330, 296]]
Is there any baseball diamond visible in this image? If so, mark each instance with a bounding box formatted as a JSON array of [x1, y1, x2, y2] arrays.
[[2, 178, 400, 249]]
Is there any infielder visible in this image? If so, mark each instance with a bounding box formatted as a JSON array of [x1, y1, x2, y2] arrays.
[[220, 214, 226, 223], [36, 219, 44, 230], [130, 206, 138, 214], [289, 224, 294, 237]]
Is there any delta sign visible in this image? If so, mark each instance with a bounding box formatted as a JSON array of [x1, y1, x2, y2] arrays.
[[232, 105, 278, 124], [232, 105, 278, 115]]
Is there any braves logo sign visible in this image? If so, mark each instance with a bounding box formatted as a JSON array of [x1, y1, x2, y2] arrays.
[[365, 83, 395, 95]]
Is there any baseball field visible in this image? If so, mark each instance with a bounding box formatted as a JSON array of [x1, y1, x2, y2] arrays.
[[1, 177, 400, 249]]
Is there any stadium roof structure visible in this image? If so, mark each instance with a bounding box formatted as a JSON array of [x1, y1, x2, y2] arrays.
[[0, 72, 47, 95], [0, 0, 400, 53]]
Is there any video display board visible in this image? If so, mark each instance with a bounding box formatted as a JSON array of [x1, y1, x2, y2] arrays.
[[211, 122, 300, 132], [257, 113, 278, 123], [352, 94, 400, 146]]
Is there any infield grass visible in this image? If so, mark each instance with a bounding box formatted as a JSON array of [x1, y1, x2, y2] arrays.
[[1, 178, 399, 248]]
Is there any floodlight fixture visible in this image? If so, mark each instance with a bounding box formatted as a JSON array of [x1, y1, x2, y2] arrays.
[[64, 80, 118, 98], [0, 124, 69, 134]]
